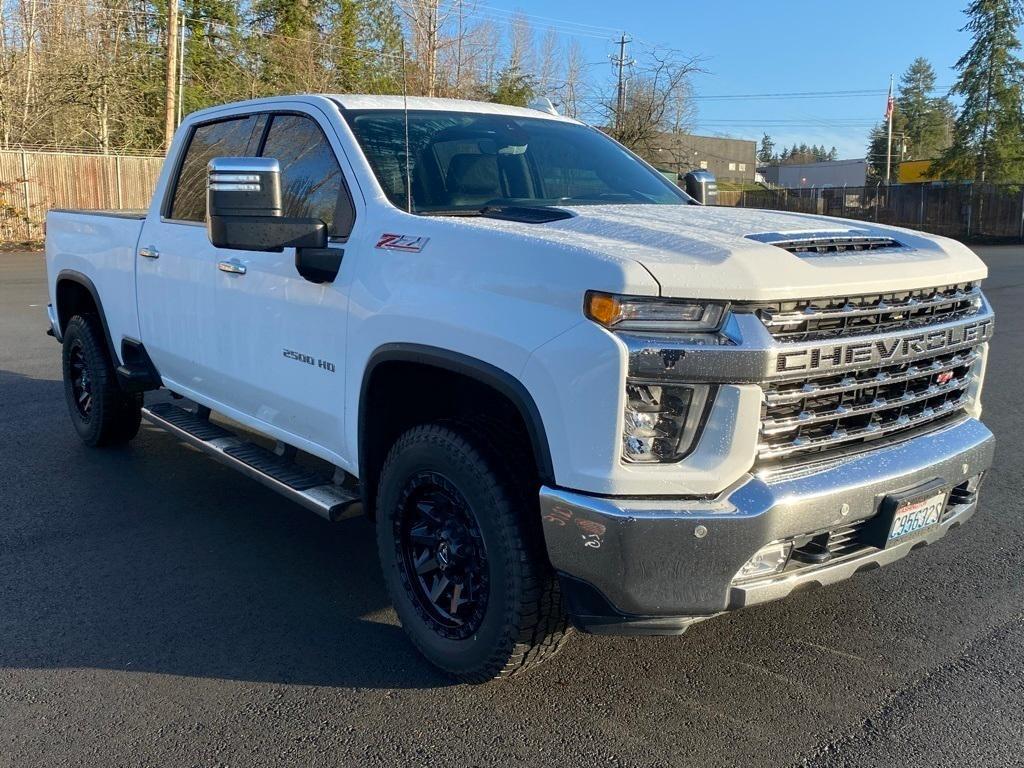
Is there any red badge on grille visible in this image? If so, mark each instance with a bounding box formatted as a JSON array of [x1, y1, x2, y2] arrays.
[[936, 370, 954, 385]]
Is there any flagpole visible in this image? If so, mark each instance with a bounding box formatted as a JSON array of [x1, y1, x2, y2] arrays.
[[885, 74, 894, 185]]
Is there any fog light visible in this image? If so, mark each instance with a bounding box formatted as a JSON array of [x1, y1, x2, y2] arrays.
[[622, 382, 711, 463], [734, 542, 793, 582]]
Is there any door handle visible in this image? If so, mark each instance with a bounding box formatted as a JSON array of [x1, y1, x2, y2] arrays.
[[217, 259, 247, 275], [138, 245, 159, 259]]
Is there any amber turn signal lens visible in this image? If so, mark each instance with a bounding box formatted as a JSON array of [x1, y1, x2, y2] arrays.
[[584, 292, 621, 326]]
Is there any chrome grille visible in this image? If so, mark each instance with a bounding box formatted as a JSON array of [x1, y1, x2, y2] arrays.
[[752, 283, 982, 343], [759, 347, 979, 461]]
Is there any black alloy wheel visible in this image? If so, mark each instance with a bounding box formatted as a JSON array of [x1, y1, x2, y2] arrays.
[[376, 424, 570, 682], [395, 471, 490, 640], [67, 340, 93, 420]]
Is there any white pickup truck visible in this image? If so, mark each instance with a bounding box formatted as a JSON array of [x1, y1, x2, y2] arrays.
[[45, 94, 995, 682]]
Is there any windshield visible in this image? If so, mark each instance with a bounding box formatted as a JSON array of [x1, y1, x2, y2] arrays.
[[343, 110, 689, 214]]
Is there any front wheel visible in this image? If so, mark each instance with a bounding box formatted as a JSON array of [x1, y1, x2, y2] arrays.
[[376, 424, 569, 682]]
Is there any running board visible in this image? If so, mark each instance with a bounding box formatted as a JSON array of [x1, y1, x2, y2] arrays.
[[142, 403, 361, 522]]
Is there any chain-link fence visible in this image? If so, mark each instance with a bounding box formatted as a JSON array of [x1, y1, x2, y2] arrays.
[[728, 183, 1024, 242]]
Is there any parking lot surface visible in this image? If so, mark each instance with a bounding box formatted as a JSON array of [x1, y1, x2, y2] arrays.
[[1, 247, 1022, 767]]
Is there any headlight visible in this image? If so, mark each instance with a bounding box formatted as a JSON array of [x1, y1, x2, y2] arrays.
[[585, 291, 727, 333], [622, 381, 713, 463]]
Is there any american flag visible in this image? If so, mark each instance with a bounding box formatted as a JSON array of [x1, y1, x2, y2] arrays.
[[885, 80, 894, 121]]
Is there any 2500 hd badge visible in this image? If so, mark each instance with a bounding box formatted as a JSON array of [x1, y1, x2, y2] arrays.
[[283, 348, 336, 373]]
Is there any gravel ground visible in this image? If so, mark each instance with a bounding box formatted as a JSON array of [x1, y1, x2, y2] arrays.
[[1, 247, 1022, 768]]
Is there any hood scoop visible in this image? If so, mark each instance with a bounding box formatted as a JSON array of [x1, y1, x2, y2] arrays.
[[746, 230, 904, 256]]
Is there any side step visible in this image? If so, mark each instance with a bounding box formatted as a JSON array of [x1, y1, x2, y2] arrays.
[[142, 402, 361, 522]]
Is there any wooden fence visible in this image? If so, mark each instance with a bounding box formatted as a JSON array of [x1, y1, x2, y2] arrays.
[[0, 149, 165, 243]]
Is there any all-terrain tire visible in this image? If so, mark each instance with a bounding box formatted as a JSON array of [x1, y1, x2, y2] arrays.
[[61, 314, 142, 447], [376, 423, 570, 683]]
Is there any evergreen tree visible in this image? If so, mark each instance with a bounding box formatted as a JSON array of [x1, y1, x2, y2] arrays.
[[252, 0, 324, 94], [897, 57, 954, 162], [932, 0, 1024, 182], [324, 1, 404, 94], [758, 133, 775, 163], [489, 65, 536, 107], [181, 0, 250, 113], [865, 121, 899, 182]]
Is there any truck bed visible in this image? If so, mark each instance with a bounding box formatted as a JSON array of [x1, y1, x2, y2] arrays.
[[45, 209, 148, 359]]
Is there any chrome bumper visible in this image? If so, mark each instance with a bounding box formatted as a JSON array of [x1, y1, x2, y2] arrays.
[[541, 416, 994, 633]]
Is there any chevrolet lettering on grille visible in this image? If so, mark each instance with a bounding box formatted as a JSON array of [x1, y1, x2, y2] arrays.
[[775, 318, 994, 374]]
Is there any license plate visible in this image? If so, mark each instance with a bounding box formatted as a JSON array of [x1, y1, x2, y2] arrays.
[[887, 490, 947, 543]]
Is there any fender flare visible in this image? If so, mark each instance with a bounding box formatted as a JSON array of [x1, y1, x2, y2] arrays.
[[55, 269, 119, 363], [359, 343, 555, 485]]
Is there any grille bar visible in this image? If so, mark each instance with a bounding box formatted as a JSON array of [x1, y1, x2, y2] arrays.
[[765, 349, 980, 406], [762, 286, 981, 329], [762, 373, 972, 436], [751, 282, 982, 343], [759, 394, 969, 460]]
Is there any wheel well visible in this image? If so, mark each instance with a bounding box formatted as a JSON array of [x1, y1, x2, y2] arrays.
[[55, 272, 122, 365], [359, 358, 550, 515], [56, 278, 98, 334]]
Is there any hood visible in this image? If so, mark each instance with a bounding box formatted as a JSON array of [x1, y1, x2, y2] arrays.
[[458, 204, 988, 301]]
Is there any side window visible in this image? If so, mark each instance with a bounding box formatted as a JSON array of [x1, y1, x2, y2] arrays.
[[260, 114, 351, 236], [169, 115, 259, 221]]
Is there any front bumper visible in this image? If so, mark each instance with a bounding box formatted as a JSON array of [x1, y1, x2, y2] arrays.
[[540, 415, 994, 634]]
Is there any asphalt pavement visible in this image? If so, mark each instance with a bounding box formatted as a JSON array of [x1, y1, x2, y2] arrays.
[[1, 247, 1022, 768]]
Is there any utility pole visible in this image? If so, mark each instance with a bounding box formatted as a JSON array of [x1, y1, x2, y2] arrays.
[[455, 0, 464, 96], [884, 74, 894, 185], [21, 0, 37, 133], [425, 0, 438, 98], [164, 0, 179, 152], [612, 33, 632, 130], [176, 17, 186, 127]]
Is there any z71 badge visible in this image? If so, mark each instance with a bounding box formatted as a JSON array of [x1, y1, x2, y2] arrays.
[[376, 233, 430, 252]]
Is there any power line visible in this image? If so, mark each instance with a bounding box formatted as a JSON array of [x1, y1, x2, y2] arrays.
[[462, 1, 625, 39], [693, 87, 956, 101]]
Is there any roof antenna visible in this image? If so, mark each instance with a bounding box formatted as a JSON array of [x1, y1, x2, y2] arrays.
[[401, 39, 413, 214]]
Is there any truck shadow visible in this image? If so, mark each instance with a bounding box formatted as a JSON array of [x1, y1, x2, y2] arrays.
[[0, 369, 451, 690]]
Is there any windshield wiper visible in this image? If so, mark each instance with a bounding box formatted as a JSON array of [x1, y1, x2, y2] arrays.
[[417, 205, 574, 223], [479, 205, 573, 223]]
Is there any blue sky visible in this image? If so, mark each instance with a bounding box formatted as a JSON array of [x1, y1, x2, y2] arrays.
[[488, 0, 975, 158]]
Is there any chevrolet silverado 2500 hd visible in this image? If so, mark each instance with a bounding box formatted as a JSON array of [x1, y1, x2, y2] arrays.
[[45, 95, 995, 682]]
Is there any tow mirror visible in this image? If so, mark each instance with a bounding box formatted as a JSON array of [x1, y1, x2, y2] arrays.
[[206, 157, 326, 252], [683, 170, 718, 206]]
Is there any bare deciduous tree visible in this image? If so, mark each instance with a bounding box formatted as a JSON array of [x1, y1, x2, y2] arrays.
[[604, 47, 704, 156]]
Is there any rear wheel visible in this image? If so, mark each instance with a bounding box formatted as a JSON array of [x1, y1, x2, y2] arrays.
[[61, 314, 141, 447], [376, 423, 569, 682]]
